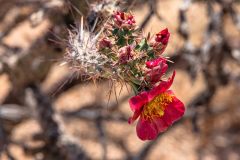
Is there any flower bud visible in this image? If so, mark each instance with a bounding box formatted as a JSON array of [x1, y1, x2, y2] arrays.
[[113, 11, 125, 26], [150, 28, 170, 55], [118, 45, 133, 64], [113, 11, 136, 29], [145, 57, 168, 84], [99, 38, 112, 49], [126, 15, 136, 25], [155, 28, 170, 45]]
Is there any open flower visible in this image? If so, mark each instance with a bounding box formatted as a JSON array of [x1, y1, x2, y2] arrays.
[[151, 28, 170, 55], [128, 71, 185, 140], [145, 57, 168, 84]]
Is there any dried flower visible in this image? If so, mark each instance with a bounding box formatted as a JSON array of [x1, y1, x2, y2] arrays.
[[99, 38, 112, 49], [145, 57, 168, 84], [118, 45, 134, 64]]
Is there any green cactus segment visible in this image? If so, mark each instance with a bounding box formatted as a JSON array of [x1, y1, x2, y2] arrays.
[[66, 11, 168, 92]]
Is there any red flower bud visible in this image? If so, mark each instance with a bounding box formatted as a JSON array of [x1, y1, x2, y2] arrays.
[[150, 28, 170, 55], [155, 28, 170, 45]]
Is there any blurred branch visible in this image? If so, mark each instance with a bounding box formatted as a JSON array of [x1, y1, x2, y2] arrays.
[[25, 84, 89, 160], [0, 104, 29, 122], [178, 0, 192, 41], [62, 94, 130, 122], [139, 0, 161, 30], [95, 118, 107, 160]]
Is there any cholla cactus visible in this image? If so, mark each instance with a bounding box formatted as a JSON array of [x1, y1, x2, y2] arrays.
[[64, 11, 185, 141], [65, 17, 108, 78]]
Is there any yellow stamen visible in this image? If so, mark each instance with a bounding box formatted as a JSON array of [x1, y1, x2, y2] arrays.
[[142, 92, 173, 120]]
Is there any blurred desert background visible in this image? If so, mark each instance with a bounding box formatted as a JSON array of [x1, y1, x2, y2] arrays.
[[0, 0, 240, 160]]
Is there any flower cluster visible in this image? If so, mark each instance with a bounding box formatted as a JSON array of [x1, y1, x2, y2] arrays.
[[64, 11, 185, 141]]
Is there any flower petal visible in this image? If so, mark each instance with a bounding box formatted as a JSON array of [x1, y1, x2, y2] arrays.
[[164, 90, 185, 123], [128, 109, 141, 124], [146, 57, 167, 69], [129, 91, 148, 111], [152, 117, 168, 133], [136, 118, 158, 140], [148, 71, 176, 101]]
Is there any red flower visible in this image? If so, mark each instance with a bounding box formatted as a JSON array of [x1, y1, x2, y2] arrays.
[[128, 71, 185, 140], [155, 28, 170, 45], [113, 11, 136, 28], [145, 57, 168, 84], [151, 28, 170, 55]]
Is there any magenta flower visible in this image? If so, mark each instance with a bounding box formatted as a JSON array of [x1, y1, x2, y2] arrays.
[[151, 28, 170, 55], [155, 28, 170, 45], [128, 71, 185, 140]]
